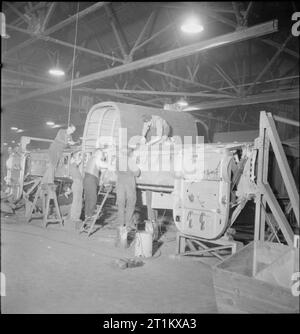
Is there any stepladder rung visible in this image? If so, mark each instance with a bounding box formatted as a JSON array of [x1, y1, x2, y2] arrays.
[[80, 185, 113, 237]]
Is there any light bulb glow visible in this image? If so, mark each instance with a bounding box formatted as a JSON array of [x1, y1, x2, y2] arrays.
[[181, 17, 204, 34], [46, 121, 55, 126], [48, 68, 65, 76], [11, 127, 18, 131], [177, 98, 188, 107]]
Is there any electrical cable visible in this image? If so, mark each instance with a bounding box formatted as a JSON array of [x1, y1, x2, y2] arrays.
[[67, 2, 80, 128]]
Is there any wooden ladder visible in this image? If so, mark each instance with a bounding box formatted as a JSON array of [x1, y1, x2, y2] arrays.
[[80, 184, 113, 237], [26, 183, 63, 228]]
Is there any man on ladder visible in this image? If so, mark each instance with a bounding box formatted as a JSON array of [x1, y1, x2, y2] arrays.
[[43, 124, 77, 184]]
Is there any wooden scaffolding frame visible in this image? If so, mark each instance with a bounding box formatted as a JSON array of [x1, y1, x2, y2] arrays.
[[254, 111, 299, 247]]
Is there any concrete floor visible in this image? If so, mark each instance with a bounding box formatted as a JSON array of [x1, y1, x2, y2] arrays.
[[1, 210, 219, 314]]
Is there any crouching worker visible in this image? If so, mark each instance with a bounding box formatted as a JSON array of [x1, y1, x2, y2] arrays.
[[83, 148, 107, 224], [116, 146, 140, 246], [140, 114, 171, 146]]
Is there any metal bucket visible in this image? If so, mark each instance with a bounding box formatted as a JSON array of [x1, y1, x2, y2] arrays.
[[135, 231, 153, 258]]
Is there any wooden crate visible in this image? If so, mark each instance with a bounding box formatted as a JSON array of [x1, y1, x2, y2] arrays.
[[213, 241, 299, 313]]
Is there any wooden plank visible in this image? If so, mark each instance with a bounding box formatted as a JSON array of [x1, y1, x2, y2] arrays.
[[266, 112, 299, 225], [186, 238, 197, 252], [261, 127, 270, 241], [176, 233, 186, 254], [262, 183, 294, 246], [254, 112, 266, 241]]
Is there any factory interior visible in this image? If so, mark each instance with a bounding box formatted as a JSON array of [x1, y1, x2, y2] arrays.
[[1, 2, 299, 315]]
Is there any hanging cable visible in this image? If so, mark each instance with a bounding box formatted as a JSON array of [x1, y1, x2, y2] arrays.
[[67, 2, 80, 127]]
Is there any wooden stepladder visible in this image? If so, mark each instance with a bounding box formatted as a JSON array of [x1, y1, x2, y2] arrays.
[[80, 184, 113, 237], [26, 182, 63, 228]]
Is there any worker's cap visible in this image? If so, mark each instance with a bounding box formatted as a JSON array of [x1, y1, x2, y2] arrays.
[[142, 114, 152, 122]]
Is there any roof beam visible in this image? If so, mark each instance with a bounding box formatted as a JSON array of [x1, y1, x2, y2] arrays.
[[148, 69, 235, 96], [208, 10, 299, 59], [184, 89, 299, 111], [246, 34, 293, 94], [74, 87, 234, 99], [104, 4, 130, 61], [129, 11, 156, 58], [2, 68, 56, 83], [211, 63, 240, 94], [79, 90, 161, 108], [40, 2, 57, 32], [6, 24, 125, 64], [4, 2, 109, 57], [5, 2, 31, 25], [3, 20, 278, 106]]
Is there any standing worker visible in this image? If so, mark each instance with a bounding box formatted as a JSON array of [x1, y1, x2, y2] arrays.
[[83, 148, 107, 223], [141, 114, 171, 146], [43, 124, 77, 184], [116, 146, 140, 245], [66, 152, 83, 229]]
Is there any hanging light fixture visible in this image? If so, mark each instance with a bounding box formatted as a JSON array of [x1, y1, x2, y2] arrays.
[[48, 55, 65, 77], [52, 124, 62, 128], [177, 97, 189, 107], [181, 16, 204, 34], [49, 67, 65, 77]]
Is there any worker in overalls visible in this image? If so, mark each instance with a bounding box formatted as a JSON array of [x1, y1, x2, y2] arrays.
[[116, 146, 140, 246], [141, 114, 171, 146], [67, 152, 83, 228], [43, 124, 76, 184], [83, 148, 107, 223]]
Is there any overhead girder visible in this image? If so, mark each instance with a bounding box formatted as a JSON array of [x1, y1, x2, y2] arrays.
[[2, 20, 278, 106]]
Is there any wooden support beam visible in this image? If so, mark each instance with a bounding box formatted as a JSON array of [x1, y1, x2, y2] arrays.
[[3, 20, 278, 106], [262, 183, 295, 246], [265, 112, 299, 225]]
